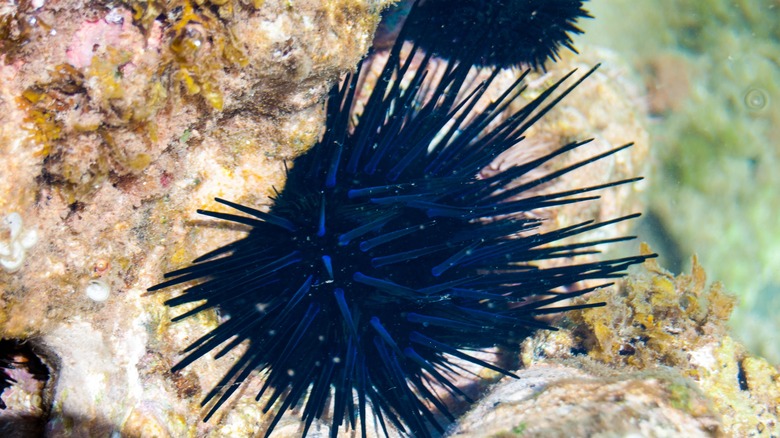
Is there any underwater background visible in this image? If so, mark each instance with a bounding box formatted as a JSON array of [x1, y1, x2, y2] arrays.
[[2, 0, 779, 434], [579, 0, 780, 363]]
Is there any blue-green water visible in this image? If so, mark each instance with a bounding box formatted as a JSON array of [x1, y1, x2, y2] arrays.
[[579, 0, 780, 362]]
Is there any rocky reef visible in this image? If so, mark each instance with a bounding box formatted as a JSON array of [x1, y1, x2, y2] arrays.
[[452, 249, 780, 436], [1, 0, 392, 435], [0, 0, 777, 437]]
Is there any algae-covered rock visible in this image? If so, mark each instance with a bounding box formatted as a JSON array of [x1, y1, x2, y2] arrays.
[[2, 0, 389, 204], [0, 0, 395, 435], [1, 1, 656, 433], [514, 248, 780, 437]]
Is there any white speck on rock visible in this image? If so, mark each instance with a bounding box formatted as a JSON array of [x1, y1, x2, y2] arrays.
[[104, 8, 125, 25]]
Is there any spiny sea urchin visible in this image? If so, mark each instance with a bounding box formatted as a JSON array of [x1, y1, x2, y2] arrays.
[[400, 0, 591, 69], [149, 20, 651, 438]]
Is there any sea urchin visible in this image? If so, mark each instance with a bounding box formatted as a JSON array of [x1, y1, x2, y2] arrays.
[[401, 0, 591, 69], [149, 31, 652, 438]]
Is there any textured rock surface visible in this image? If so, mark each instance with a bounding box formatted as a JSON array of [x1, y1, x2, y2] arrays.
[[512, 250, 780, 437], [6, 1, 772, 437], [449, 364, 719, 438], [1, 0, 393, 435]]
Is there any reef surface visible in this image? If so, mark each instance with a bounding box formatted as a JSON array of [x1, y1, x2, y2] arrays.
[[0, 1, 776, 437]]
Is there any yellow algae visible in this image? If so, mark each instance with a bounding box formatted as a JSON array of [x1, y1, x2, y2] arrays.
[[86, 48, 131, 101], [150, 0, 250, 109], [169, 246, 189, 267], [742, 356, 780, 408], [15, 0, 261, 200], [649, 276, 675, 306], [564, 247, 778, 436], [575, 249, 737, 367], [128, 153, 153, 171], [0, 0, 51, 62]]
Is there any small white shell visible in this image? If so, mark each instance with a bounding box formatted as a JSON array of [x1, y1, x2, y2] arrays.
[[1, 212, 38, 273], [85, 280, 111, 302]]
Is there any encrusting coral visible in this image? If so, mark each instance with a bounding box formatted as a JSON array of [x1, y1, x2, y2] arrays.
[[6, 0, 385, 203]]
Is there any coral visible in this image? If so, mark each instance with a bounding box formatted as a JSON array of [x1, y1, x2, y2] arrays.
[[0, 20, 658, 434], [572, 245, 735, 368], [0, 0, 52, 63], [5, 0, 387, 203], [12, 1, 770, 437]]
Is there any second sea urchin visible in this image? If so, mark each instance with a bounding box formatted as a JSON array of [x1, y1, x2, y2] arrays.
[[401, 0, 591, 69], [149, 19, 652, 438]]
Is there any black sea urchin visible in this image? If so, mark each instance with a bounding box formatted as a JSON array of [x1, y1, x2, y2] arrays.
[[401, 0, 591, 68], [149, 33, 651, 438]]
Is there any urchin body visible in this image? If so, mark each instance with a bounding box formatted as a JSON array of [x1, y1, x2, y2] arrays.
[[150, 36, 650, 438], [403, 0, 591, 68]]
